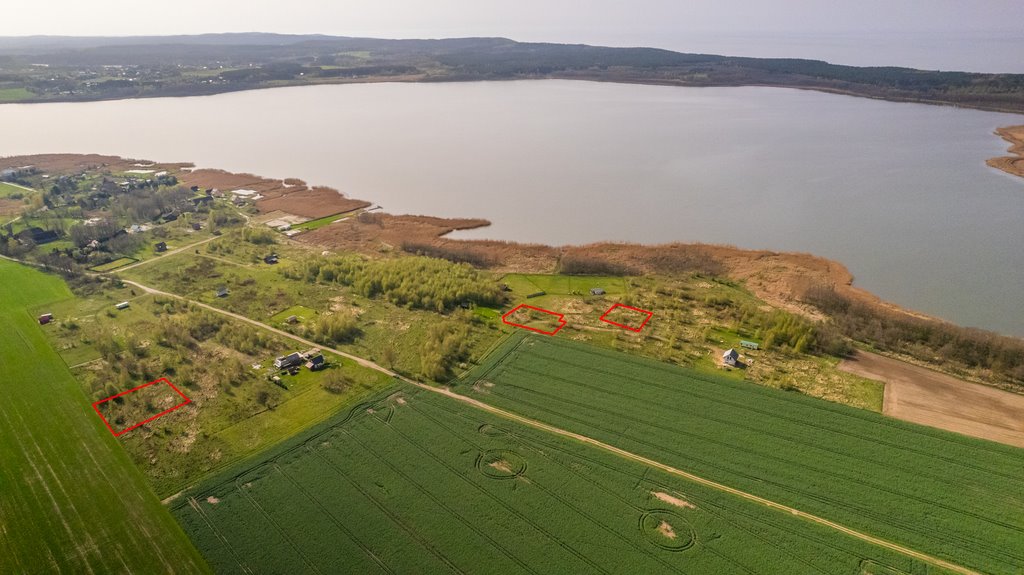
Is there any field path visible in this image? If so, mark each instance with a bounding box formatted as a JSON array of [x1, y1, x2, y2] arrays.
[[118, 276, 982, 575]]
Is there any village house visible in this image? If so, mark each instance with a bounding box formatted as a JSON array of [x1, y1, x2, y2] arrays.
[[264, 253, 279, 264], [274, 352, 304, 370], [723, 348, 739, 367], [155, 241, 167, 252], [38, 313, 53, 325], [305, 354, 326, 371], [215, 286, 230, 298]]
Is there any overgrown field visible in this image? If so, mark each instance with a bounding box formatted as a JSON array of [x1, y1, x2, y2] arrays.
[[36, 283, 393, 497], [500, 272, 883, 410], [0, 259, 209, 573], [172, 385, 948, 575], [462, 334, 1024, 575], [121, 242, 507, 380]]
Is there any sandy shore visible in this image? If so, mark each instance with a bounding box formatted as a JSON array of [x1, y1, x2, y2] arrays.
[[986, 125, 1024, 178]]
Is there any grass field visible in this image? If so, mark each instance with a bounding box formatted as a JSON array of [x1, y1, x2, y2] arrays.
[[461, 334, 1024, 575], [291, 211, 354, 232], [88, 256, 139, 272], [0, 181, 31, 197], [171, 384, 948, 575], [0, 87, 32, 101], [0, 259, 210, 573]]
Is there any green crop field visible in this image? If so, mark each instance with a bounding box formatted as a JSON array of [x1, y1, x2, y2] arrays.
[[0, 259, 210, 573], [461, 334, 1024, 575], [172, 384, 947, 575]]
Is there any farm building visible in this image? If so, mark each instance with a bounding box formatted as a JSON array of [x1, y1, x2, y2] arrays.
[[38, 313, 53, 325], [723, 348, 739, 366], [590, 288, 606, 295], [155, 241, 167, 252], [305, 354, 326, 371], [215, 287, 230, 298], [115, 302, 130, 310], [740, 340, 760, 350], [274, 352, 304, 369]]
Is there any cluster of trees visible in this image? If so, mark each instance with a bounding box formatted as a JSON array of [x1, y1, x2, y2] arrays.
[[558, 253, 635, 276], [311, 313, 360, 346], [419, 321, 471, 381], [400, 241, 497, 268], [110, 185, 191, 222], [697, 291, 851, 358], [804, 286, 1024, 385], [284, 255, 505, 312]]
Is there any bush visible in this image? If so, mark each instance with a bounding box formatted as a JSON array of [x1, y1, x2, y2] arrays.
[[321, 370, 352, 394]]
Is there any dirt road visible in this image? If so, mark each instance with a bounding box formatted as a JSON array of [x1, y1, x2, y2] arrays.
[[840, 351, 1024, 448]]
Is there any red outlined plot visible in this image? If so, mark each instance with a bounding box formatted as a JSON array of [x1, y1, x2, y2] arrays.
[[599, 303, 653, 333], [501, 304, 567, 336], [92, 377, 191, 437]]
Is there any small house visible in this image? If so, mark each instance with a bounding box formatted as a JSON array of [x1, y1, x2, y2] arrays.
[[38, 313, 53, 325], [274, 352, 304, 369], [264, 254, 279, 265], [590, 288, 606, 296], [115, 301, 130, 310], [740, 340, 760, 350], [155, 241, 167, 252], [723, 348, 739, 366], [305, 354, 326, 371], [215, 287, 230, 298]]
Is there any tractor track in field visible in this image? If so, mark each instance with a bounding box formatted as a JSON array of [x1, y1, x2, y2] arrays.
[[0, 253, 983, 575]]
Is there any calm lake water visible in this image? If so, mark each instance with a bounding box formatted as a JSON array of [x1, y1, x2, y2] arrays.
[[1, 81, 1022, 335]]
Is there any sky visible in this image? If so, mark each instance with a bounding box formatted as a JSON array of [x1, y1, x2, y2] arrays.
[[6, 1, 1024, 71]]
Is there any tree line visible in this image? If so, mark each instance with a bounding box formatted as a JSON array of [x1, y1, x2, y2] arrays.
[[804, 285, 1024, 388]]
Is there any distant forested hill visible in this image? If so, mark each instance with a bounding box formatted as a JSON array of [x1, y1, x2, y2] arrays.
[[1, 33, 1022, 112]]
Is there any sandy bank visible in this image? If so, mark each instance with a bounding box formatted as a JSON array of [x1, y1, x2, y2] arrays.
[[986, 125, 1024, 179]]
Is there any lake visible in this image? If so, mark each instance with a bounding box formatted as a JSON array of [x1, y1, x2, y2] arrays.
[[0, 80, 1022, 335]]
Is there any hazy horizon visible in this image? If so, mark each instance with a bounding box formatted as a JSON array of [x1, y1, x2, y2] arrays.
[[6, 1, 1024, 73]]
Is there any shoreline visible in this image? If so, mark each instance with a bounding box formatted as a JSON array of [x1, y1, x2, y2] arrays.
[[7, 75, 1024, 117], [0, 152, 998, 334], [986, 125, 1024, 179]]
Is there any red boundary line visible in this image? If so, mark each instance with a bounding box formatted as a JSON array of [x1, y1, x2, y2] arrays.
[[501, 304, 567, 336], [599, 303, 653, 333], [92, 377, 191, 437]]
